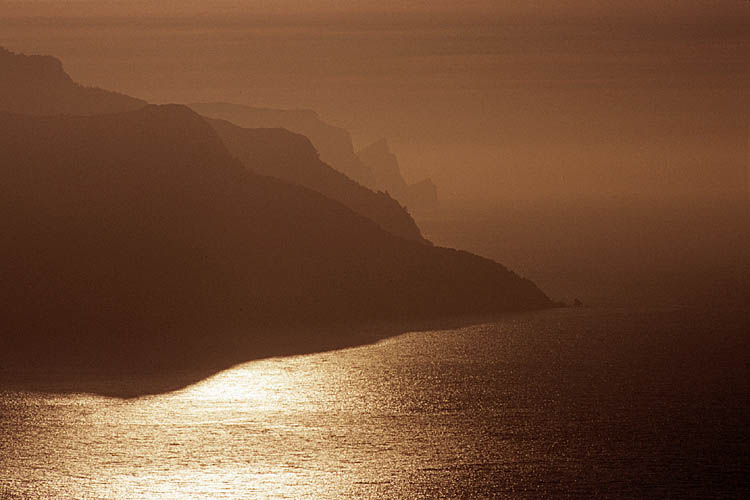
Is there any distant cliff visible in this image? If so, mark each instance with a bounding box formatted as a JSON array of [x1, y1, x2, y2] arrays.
[[0, 47, 146, 115], [358, 138, 406, 195], [407, 178, 439, 212], [0, 105, 553, 376], [191, 103, 440, 214], [358, 138, 439, 214], [207, 118, 430, 244], [190, 102, 375, 187]]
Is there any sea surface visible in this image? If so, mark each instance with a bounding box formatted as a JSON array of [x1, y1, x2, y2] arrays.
[[1, 200, 748, 499]]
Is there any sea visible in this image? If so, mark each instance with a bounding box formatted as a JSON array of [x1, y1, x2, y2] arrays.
[[1, 199, 748, 499]]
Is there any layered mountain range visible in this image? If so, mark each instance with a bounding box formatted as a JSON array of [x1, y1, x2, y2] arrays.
[[206, 118, 429, 244], [189, 102, 375, 187], [0, 47, 553, 379], [191, 102, 440, 213]]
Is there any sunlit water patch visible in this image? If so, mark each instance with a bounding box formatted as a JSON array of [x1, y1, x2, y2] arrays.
[[1, 306, 748, 499]]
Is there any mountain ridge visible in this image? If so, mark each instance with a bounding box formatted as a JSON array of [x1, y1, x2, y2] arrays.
[[206, 117, 430, 244], [190, 101, 375, 186], [1, 46, 429, 243], [0, 105, 553, 381]]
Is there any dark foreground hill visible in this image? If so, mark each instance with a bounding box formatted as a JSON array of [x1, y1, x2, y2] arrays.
[[0, 105, 552, 381], [207, 118, 429, 244]]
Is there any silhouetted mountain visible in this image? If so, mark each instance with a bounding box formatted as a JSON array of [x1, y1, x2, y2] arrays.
[[0, 47, 426, 242], [0, 47, 146, 115], [207, 118, 429, 244], [358, 138, 440, 213], [189, 102, 375, 186], [0, 105, 552, 377]]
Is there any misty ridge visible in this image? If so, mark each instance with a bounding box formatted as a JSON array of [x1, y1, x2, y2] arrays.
[[190, 103, 439, 215], [199, 117, 429, 244], [0, 47, 554, 390]]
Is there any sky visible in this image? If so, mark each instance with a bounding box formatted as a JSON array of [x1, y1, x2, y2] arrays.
[[2, 1, 748, 16], [1, 0, 748, 202]]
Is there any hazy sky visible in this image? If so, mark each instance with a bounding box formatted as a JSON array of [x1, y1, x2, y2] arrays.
[[2, 1, 748, 17], [2, 1, 748, 201]]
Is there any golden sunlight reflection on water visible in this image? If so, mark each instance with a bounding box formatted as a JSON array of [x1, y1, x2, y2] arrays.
[[4, 336, 435, 499], [186, 357, 315, 406], [2, 308, 748, 499], [91, 352, 374, 499]]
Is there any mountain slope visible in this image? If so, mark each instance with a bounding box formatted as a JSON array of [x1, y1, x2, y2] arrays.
[[0, 105, 552, 376], [207, 118, 429, 244], [189, 102, 375, 186]]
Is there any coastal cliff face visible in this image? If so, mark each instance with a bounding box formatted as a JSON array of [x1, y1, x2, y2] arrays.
[[207, 118, 430, 245], [358, 138, 406, 194], [0, 105, 552, 375], [190, 102, 375, 187], [406, 178, 439, 214], [192, 103, 441, 215], [357, 138, 440, 214]]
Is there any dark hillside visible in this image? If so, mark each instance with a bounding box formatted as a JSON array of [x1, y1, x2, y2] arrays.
[[0, 105, 552, 376]]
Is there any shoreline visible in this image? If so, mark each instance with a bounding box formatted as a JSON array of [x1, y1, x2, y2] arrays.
[[0, 306, 562, 398]]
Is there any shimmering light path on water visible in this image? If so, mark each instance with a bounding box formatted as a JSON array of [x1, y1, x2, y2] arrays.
[[1, 307, 748, 499]]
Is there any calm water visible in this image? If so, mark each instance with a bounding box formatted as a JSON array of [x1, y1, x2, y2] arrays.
[[2, 202, 748, 498], [2, 306, 748, 499]]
